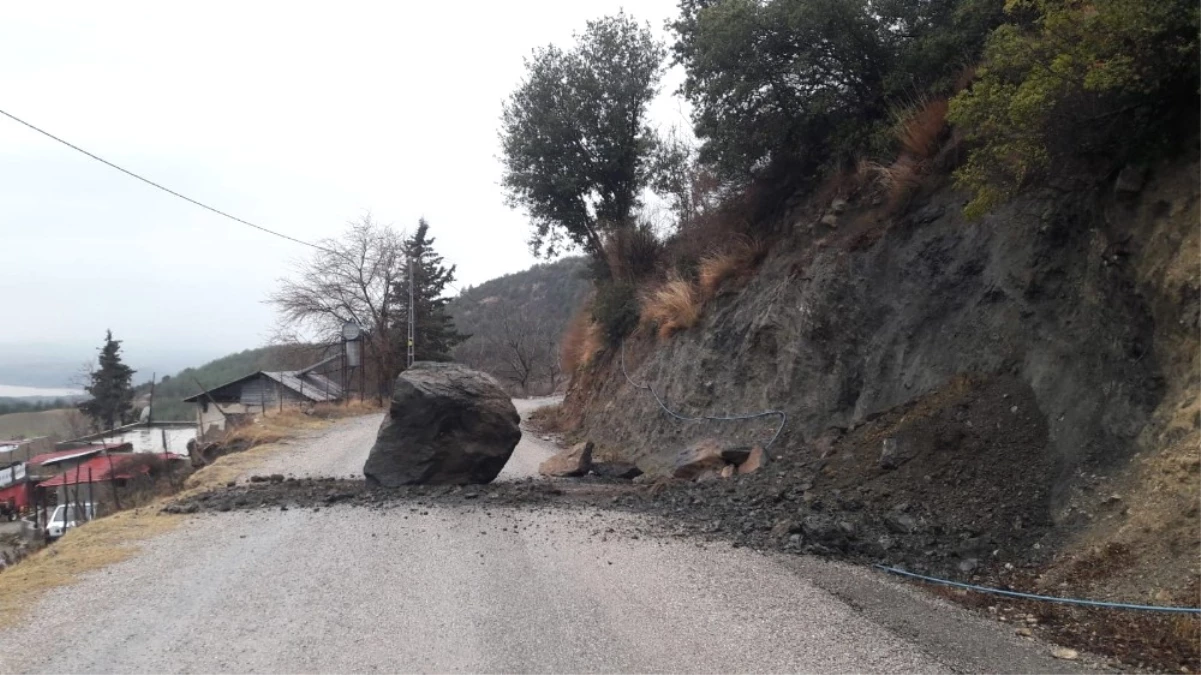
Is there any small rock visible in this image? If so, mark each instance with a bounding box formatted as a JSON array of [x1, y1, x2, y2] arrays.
[[1016, 627, 1032, 637], [1052, 648, 1079, 661], [770, 519, 794, 539], [539, 441, 594, 478], [720, 464, 735, 479], [958, 558, 979, 573], [884, 513, 918, 534], [879, 437, 912, 470], [830, 198, 848, 214], [591, 461, 642, 480], [1010, 406, 1018, 414], [820, 213, 839, 228], [737, 445, 768, 475], [720, 446, 753, 464], [1114, 165, 1147, 195]]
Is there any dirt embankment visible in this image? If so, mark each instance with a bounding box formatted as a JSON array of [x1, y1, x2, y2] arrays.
[[556, 155, 1200, 672]]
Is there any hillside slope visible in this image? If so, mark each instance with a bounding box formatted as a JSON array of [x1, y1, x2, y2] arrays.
[[564, 157, 1199, 668], [450, 258, 590, 394]]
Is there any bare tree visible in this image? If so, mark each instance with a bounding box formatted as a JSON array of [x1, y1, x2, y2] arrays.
[[268, 215, 405, 399], [475, 305, 564, 396]]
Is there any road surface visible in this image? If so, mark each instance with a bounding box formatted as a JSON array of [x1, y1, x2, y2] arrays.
[[0, 399, 1092, 673]]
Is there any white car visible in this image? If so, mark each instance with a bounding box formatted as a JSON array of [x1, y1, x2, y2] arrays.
[[45, 503, 96, 540]]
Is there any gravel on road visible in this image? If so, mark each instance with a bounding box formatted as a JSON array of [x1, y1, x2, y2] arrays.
[[0, 399, 1101, 674]]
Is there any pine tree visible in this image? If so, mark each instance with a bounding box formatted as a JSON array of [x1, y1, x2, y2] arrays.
[[79, 330, 136, 432], [392, 219, 467, 364]]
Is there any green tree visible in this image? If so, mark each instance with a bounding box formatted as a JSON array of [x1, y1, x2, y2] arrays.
[[948, 0, 1199, 218], [393, 219, 466, 363], [500, 12, 666, 273], [671, 0, 1003, 181], [78, 330, 136, 432]]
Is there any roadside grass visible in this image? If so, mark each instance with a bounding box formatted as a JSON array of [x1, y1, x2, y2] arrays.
[[0, 401, 381, 629], [0, 509, 182, 629]]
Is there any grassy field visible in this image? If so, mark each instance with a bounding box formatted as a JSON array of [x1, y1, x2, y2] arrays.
[[0, 408, 84, 441]]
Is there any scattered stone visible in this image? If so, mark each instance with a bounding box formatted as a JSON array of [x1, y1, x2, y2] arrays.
[[363, 362, 521, 486], [884, 513, 918, 534], [1114, 165, 1147, 195], [720, 465, 735, 479], [770, 518, 794, 539], [830, 198, 848, 214], [591, 461, 642, 480], [1052, 648, 1080, 661], [1016, 627, 1032, 637], [820, 213, 839, 228], [737, 445, 768, 475], [879, 437, 910, 470], [539, 441, 594, 478], [958, 558, 979, 573], [637, 438, 728, 481], [912, 204, 945, 225], [720, 446, 753, 465]]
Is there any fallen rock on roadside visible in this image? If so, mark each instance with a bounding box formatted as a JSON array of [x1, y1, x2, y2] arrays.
[[539, 441, 594, 477], [363, 362, 521, 486], [591, 460, 642, 480]]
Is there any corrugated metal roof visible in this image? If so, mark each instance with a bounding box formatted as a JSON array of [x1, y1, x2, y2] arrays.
[[183, 363, 344, 403], [28, 445, 128, 467]]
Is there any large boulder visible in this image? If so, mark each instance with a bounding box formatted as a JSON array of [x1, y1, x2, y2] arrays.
[[363, 362, 521, 486]]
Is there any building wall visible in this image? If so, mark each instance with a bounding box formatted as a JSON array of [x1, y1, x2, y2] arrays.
[[101, 425, 196, 456], [195, 389, 310, 437]]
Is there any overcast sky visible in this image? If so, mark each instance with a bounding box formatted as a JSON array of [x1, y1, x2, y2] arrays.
[[0, 1, 688, 378]]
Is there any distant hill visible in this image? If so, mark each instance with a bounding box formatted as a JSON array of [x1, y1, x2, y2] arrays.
[[449, 257, 591, 394], [135, 343, 332, 421]]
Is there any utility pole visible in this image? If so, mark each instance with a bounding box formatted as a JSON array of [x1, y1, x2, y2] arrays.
[[407, 254, 416, 368]]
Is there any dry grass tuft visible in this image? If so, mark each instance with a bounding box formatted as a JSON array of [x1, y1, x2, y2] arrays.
[[860, 155, 925, 213], [560, 305, 603, 373], [640, 275, 701, 339], [697, 235, 766, 300], [893, 96, 949, 160], [0, 509, 183, 629]]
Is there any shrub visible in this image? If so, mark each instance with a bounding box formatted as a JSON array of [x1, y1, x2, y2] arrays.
[[861, 155, 926, 213], [640, 275, 701, 339], [671, 0, 1004, 183], [949, 0, 1199, 218], [603, 223, 664, 282], [591, 281, 640, 346], [697, 235, 766, 300], [892, 96, 949, 160]]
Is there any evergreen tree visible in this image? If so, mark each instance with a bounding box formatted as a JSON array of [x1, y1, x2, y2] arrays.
[[392, 219, 467, 363], [79, 330, 136, 431]]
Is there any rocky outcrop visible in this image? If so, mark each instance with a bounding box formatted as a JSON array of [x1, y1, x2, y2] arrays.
[[363, 362, 521, 486], [539, 441, 594, 477]]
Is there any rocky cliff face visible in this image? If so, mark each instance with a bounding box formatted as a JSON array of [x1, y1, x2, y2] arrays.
[[566, 156, 1198, 603]]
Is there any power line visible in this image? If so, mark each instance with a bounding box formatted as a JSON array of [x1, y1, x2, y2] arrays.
[[0, 107, 334, 254]]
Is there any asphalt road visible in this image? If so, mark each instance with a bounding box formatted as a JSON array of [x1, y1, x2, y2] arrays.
[[0, 400, 1095, 673]]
